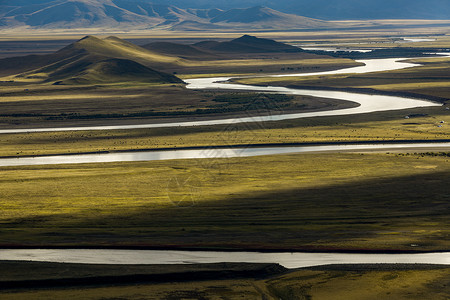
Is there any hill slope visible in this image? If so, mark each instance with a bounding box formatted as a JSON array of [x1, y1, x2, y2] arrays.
[[0, 35, 336, 82], [3, 35, 183, 85], [142, 35, 310, 60], [111, 0, 450, 20], [53, 58, 183, 85], [0, 0, 331, 30], [142, 42, 219, 60], [194, 35, 303, 53], [209, 6, 325, 28]]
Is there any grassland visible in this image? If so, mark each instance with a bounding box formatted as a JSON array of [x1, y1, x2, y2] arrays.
[[0, 46, 448, 158], [0, 82, 356, 130], [1, 28, 450, 300], [0, 34, 449, 252], [0, 262, 448, 300], [267, 264, 450, 300], [0, 104, 447, 158], [0, 151, 449, 251]]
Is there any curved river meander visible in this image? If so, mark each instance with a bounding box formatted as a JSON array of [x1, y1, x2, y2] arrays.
[[1, 56, 450, 266], [0, 57, 444, 135], [1, 56, 449, 167]]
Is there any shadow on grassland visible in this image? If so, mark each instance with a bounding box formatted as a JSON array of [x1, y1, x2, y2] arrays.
[[3, 170, 449, 251]]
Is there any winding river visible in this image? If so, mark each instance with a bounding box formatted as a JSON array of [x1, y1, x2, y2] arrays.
[[1, 56, 449, 266], [1, 56, 449, 166], [1, 142, 450, 167], [0, 249, 449, 268], [0, 57, 444, 135]]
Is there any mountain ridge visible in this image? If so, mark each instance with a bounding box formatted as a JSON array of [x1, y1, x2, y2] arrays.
[[105, 0, 450, 20], [0, 0, 331, 30]]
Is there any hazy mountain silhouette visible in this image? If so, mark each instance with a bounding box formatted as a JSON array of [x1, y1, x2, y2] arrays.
[[116, 0, 450, 20], [0, 0, 330, 30]]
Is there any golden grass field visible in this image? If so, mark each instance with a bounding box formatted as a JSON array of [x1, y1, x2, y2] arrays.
[[0, 30, 449, 298], [0, 151, 449, 251], [0, 34, 448, 251], [0, 262, 448, 300], [0, 104, 447, 158]]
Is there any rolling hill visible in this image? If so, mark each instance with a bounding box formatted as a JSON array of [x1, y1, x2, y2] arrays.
[[142, 34, 305, 59], [1, 34, 331, 82], [52, 58, 183, 85], [193, 34, 303, 53], [2, 35, 183, 85], [142, 42, 219, 60], [0, 0, 332, 30]]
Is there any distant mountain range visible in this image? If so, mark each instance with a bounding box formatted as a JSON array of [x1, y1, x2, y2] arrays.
[[114, 0, 450, 20], [2, 0, 448, 29], [0, 0, 330, 30]]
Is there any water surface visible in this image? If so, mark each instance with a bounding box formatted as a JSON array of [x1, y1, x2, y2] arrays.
[[1, 143, 450, 167], [0, 249, 448, 268]]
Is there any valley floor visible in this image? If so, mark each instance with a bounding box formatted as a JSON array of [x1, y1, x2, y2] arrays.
[[0, 30, 449, 299]]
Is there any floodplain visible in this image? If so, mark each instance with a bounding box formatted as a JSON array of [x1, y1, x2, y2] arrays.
[[0, 25, 449, 299]]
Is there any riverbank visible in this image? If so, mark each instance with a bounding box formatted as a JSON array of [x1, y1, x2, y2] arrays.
[[0, 56, 443, 134], [0, 141, 449, 167], [0, 261, 448, 300], [0, 85, 358, 130], [232, 55, 450, 104], [0, 139, 449, 159]]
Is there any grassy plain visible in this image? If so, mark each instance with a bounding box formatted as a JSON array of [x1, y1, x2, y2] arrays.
[[267, 264, 450, 300], [0, 152, 449, 251], [0, 48, 448, 158], [0, 262, 448, 300], [0, 83, 356, 130], [1, 28, 450, 299], [0, 33, 448, 253], [0, 105, 448, 158]]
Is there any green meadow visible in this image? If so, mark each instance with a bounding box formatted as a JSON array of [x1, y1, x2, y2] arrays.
[[0, 31, 449, 299], [1, 152, 449, 251]]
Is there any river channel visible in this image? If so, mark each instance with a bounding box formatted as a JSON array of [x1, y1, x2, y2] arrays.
[[0, 57, 444, 134], [1, 56, 449, 265], [0, 249, 449, 268]]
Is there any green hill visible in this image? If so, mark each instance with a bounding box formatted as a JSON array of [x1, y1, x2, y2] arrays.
[[142, 42, 219, 60], [145, 35, 310, 59], [194, 34, 303, 53], [0, 35, 332, 82], [4, 36, 185, 85], [52, 58, 183, 85], [59, 36, 186, 66]]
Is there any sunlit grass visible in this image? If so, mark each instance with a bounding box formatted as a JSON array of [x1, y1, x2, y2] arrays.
[[0, 152, 448, 250], [0, 262, 448, 300]]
